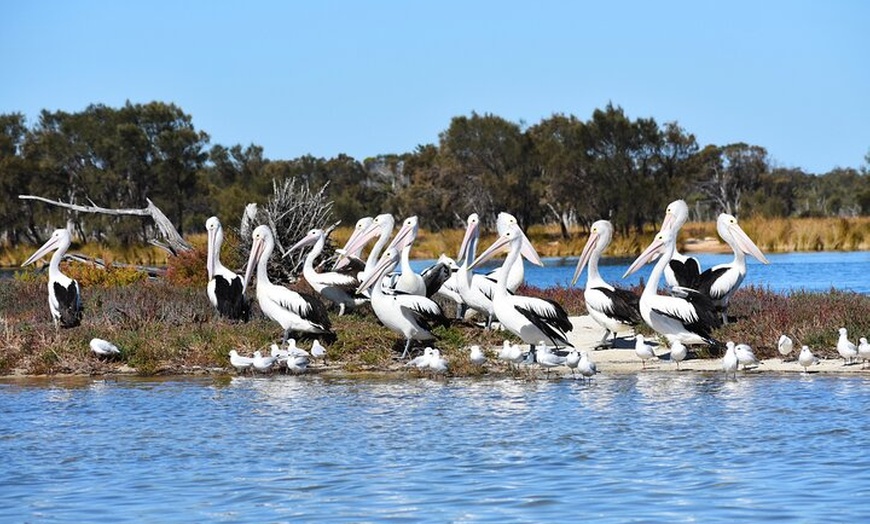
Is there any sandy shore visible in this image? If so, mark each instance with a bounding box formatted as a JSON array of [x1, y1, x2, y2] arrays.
[[562, 315, 865, 375]]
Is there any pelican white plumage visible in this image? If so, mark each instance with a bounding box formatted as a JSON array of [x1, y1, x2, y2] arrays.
[[341, 213, 395, 285], [571, 220, 642, 346], [623, 228, 722, 346], [492, 212, 540, 292], [381, 216, 426, 295], [659, 200, 702, 289], [289, 228, 364, 315], [356, 247, 448, 358], [578, 350, 598, 381], [469, 345, 486, 366], [206, 216, 250, 321], [21, 228, 82, 328], [722, 343, 738, 379], [777, 334, 794, 360], [670, 340, 687, 370], [858, 337, 870, 368], [333, 216, 373, 271], [634, 334, 656, 369], [734, 342, 759, 369], [243, 225, 336, 344], [798, 345, 819, 373], [837, 327, 858, 365], [90, 338, 120, 357], [229, 350, 255, 373], [454, 213, 497, 327], [693, 214, 770, 324], [470, 224, 571, 352]]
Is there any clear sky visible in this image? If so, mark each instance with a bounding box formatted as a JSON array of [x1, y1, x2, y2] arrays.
[[2, 0, 868, 174]]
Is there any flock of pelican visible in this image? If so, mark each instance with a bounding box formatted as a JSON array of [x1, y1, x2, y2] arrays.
[[20, 198, 864, 377]]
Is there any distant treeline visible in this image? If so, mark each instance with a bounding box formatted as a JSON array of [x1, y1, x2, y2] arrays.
[[1, 101, 868, 246]]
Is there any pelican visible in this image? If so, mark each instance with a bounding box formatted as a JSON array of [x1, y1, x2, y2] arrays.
[[623, 228, 722, 347], [659, 199, 702, 289], [694, 213, 770, 324], [340, 213, 395, 286], [243, 225, 336, 344], [837, 327, 858, 365], [634, 334, 656, 369], [206, 216, 250, 321], [798, 345, 819, 373], [384, 216, 426, 295], [289, 228, 365, 315], [492, 212, 540, 292], [431, 255, 466, 318], [22, 228, 82, 328], [571, 220, 642, 346], [454, 213, 497, 327], [333, 216, 373, 271], [356, 247, 448, 358], [419, 253, 456, 299], [470, 224, 572, 352], [90, 338, 120, 357], [777, 334, 794, 360]]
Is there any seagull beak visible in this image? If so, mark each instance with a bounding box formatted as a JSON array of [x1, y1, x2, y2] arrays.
[[571, 230, 599, 286]]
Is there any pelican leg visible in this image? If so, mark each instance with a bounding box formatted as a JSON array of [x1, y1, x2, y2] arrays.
[[485, 313, 493, 330], [456, 303, 467, 320], [401, 339, 412, 359], [338, 303, 346, 316], [281, 329, 291, 345]]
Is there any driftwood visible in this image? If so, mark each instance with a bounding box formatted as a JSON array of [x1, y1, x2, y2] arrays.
[[18, 195, 192, 255]]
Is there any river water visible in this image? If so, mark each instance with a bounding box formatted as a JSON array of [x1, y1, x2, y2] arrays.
[[2, 373, 869, 522]]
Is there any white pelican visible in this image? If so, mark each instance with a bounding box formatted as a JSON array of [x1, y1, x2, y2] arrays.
[[578, 350, 598, 381], [722, 343, 738, 379], [837, 327, 858, 365], [22, 228, 82, 328], [469, 345, 486, 366], [229, 349, 254, 373], [384, 216, 426, 295], [623, 228, 722, 347], [419, 254, 456, 299], [356, 247, 448, 358], [659, 199, 702, 289], [333, 216, 373, 271], [470, 224, 572, 352], [670, 340, 687, 370], [571, 220, 642, 346], [340, 213, 395, 286], [634, 334, 656, 369], [777, 334, 794, 360], [289, 228, 365, 315], [90, 338, 120, 357], [243, 225, 336, 344], [206, 216, 249, 321], [694, 214, 770, 324], [454, 213, 497, 327], [798, 345, 819, 373], [734, 342, 759, 369], [492, 212, 540, 292], [858, 337, 870, 368]]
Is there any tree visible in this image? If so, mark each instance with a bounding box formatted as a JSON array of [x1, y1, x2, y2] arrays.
[[696, 143, 768, 216]]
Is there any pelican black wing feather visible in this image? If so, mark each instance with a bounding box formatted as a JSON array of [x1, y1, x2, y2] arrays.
[[214, 275, 250, 321], [421, 262, 452, 298], [693, 267, 731, 300], [299, 291, 336, 342], [515, 298, 574, 348], [595, 286, 642, 325], [668, 258, 703, 289], [54, 281, 83, 328], [651, 288, 721, 345]]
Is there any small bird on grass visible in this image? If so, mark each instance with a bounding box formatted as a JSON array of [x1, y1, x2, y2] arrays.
[[469, 345, 486, 366], [252, 350, 277, 373], [311, 339, 327, 363], [90, 338, 121, 358]]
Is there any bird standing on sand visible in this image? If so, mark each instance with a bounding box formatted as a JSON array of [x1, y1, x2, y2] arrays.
[[837, 328, 858, 365], [634, 334, 656, 369], [670, 340, 687, 370], [798, 345, 819, 373], [777, 334, 794, 361], [734, 342, 759, 370], [578, 351, 598, 381], [722, 343, 738, 379], [858, 338, 870, 369], [566, 349, 580, 377]]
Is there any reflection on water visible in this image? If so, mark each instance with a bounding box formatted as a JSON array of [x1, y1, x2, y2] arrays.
[[2, 373, 870, 522]]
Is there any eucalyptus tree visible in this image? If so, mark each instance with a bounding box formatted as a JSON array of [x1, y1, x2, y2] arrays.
[[695, 143, 768, 217]]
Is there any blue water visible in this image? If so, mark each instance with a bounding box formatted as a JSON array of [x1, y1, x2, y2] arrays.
[[2, 373, 870, 522], [415, 251, 870, 294]]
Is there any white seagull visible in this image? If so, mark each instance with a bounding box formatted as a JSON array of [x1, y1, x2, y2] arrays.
[[692, 214, 770, 324], [733, 342, 759, 369], [571, 219, 642, 346], [470, 224, 572, 352], [229, 349, 255, 373], [205, 216, 250, 321], [777, 334, 794, 361], [243, 225, 336, 344], [90, 338, 121, 357], [469, 345, 486, 366], [858, 337, 870, 369], [534, 343, 567, 378], [21, 228, 83, 328], [252, 350, 277, 373], [289, 228, 364, 316], [670, 340, 687, 370], [566, 349, 581, 376], [623, 228, 721, 346], [837, 327, 858, 365], [722, 343, 738, 379], [634, 334, 656, 369], [798, 345, 819, 373], [311, 339, 327, 362], [356, 247, 448, 358], [577, 350, 599, 381]]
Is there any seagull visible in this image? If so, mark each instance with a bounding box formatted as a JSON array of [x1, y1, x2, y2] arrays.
[[798, 345, 819, 373], [284, 354, 310, 374], [252, 350, 277, 373], [311, 339, 327, 362], [469, 345, 486, 366], [858, 338, 870, 369], [670, 340, 687, 370], [722, 342, 738, 379], [427, 348, 449, 375], [89, 338, 120, 357], [533, 343, 567, 378], [565, 349, 580, 377], [634, 334, 656, 369], [577, 350, 599, 381], [229, 350, 255, 373], [777, 334, 794, 361], [837, 327, 858, 365], [498, 340, 524, 367], [407, 347, 435, 369], [734, 342, 759, 369]]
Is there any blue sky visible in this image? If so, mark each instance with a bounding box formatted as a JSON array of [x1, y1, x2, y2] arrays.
[[3, 0, 868, 174]]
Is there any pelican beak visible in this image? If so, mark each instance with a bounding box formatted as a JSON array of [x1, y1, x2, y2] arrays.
[[387, 218, 417, 251], [287, 233, 317, 256], [623, 235, 665, 278], [22, 236, 59, 267], [730, 223, 769, 264], [243, 237, 265, 293], [333, 225, 367, 270], [356, 250, 396, 294], [457, 220, 479, 264], [206, 227, 217, 279], [661, 211, 677, 233], [571, 230, 599, 286], [469, 233, 511, 270], [337, 221, 383, 267], [519, 231, 544, 267]]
